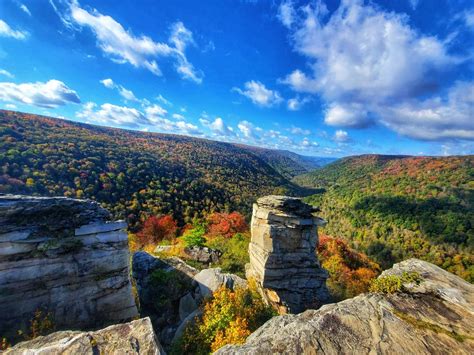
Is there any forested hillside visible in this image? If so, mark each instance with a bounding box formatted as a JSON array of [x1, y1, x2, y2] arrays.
[[234, 144, 336, 179], [295, 155, 474, 281], [0, 110, 314, 228]]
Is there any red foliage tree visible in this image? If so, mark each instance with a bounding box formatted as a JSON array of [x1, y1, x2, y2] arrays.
[[137, 215, 178, 246], [206, 212, 248, 238]]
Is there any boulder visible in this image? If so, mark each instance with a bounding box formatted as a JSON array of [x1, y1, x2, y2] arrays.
[[194, 268, 248, 299], [184, 246, 222, 264], [5, 317, 165, 354], [247, 195, 329, 314], [217, 259, 474, 354], [179, 292, 198, 321]]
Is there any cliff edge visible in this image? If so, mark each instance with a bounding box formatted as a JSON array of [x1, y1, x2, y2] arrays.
[[217, 258, 474, 354]]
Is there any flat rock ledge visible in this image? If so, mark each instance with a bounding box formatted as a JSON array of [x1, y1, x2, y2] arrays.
[[4, 317, 165, 355], [217, 259, 474, 355]]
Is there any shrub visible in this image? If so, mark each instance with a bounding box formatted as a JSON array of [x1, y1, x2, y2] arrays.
[[206, 212, 248, 238], [369, 271, 422, 293], [172, 282, 276, 354], [207, 233, 250, 277], [182, 224, 206, 248], [137, 215, 178, 247]]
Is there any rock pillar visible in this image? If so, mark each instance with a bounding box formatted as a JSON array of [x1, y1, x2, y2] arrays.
[[246, 195, 329, 313]]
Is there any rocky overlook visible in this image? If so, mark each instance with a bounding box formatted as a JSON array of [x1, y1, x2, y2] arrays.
[[0, 195, 138, 340], [247, 195, 329, 313], [217, 259, 474, 354]]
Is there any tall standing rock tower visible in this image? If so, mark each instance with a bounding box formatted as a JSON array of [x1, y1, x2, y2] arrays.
[[246, 195, 329, 314]]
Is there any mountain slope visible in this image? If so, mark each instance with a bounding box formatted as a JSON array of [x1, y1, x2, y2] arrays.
[[0, 110, 311, 227], [232, 145, 336, 179], [293, 154, 474, 281]]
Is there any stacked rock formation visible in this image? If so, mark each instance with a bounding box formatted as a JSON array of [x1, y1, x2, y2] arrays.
[[0, 195, 138, 339], [246, 195, 329, 313]]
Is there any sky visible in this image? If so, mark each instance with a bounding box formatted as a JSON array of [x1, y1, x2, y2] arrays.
[[0, 0, 473, 157]]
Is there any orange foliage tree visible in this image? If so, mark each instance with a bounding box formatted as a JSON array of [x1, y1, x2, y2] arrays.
[[318, 235, 381, 300], [206, 212, 248, 238], [137, 215, 178, 246]]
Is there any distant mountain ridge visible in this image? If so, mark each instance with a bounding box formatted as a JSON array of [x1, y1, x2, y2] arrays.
[[0, 110, 322, 227]]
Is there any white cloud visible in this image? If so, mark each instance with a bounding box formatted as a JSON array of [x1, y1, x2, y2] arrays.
[[0, 19, 28, 40], [408, 0, 420, 10], [4, 103, 17, 109], [76, 102, 149, 127], [100, 78, 114, 88], [289, 126, 311, 135], [287, 96, 311, 111], [200, 117, 234, 136], [233, 81, 283, 107], [238, 120, 259, 139], [333, 129, 350, 142], [20, 4, 32, 16], [0, 69, 14, 79], [100, 78, 139, 102], [145, 104, 168, 118], [464, 10, 474, 28], [0, 80, 80, 108], [324, 103, 370, 128], [301, 137, 319, 147], [277, 1, 296, 28], [172, 113, 185, 120], [156, 94, 172, 106], [378, 81, 474, 140], [279, 0, 471, 141], [53, 1, 202, 82]]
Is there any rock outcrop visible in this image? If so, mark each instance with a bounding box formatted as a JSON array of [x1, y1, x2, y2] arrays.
[[246, 195, 329, 313], [0, 195, 138, 339], [217, 259, 474, 354], [5, 317, 164, 354], [132, 251, 248, 347]]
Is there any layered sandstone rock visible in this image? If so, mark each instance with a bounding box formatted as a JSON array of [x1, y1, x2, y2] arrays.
[[217, 259, 474, 354], [5, 317, 164, 354], [0, 195, 138, 339], [246, 195, 329, 313]]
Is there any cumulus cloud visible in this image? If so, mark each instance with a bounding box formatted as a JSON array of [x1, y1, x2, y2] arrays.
[[278, 0, 471, 141], [0, 19, 28, 40], [51, 1, 202, 82], [156, 94, 172, 106], [378, 81, 474, 140], [0, 69, 14, 79], [76, 102, 148, 127], [77, 101, 201, 134], [233, 81, 283, 107], [324, 103, 371, 128], [287, 96, 311, 111], [145, 104, 168, 118], [238, 120, 259, 139], [0, 79, 80, 108], [200, 117, 234, 136], [289, 125, 311, 135], [333, 129, 350, 143]]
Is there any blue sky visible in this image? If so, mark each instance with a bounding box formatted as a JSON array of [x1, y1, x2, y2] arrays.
[[0, 0, 473, 157]]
